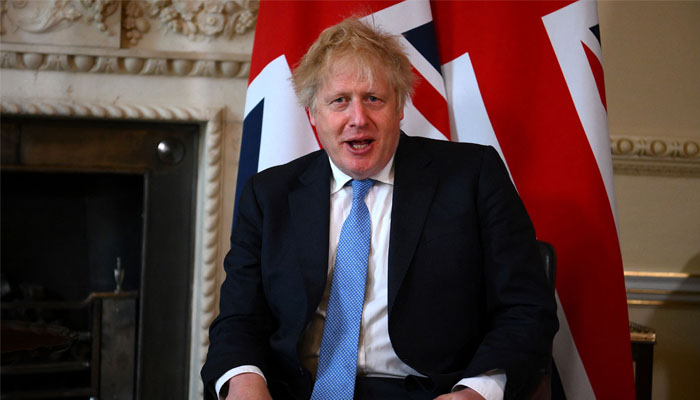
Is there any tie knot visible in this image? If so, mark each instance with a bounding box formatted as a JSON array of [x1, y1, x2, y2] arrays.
[[351, 179, 374, 202]]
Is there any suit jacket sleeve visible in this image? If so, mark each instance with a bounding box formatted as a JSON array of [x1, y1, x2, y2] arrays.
[[201, 175, 273, 399], [468, 146, 558, 395]]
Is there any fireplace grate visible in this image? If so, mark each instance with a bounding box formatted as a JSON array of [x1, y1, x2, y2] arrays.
[[1, 292, 137, 399]]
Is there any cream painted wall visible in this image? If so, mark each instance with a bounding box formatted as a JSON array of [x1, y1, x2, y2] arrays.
[[600, 0, 700, 271], [601, 1, 700, 139], [599, 1, 700, 398]]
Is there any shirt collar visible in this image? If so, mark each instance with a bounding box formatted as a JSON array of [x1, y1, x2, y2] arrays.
[[328, 155, 395, 195]]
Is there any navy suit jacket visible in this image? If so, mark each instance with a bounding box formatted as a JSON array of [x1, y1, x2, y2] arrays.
[[202, 134, 558, 399]]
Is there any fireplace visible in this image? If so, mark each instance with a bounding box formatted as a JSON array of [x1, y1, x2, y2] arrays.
[[1, 116, 204, 398]]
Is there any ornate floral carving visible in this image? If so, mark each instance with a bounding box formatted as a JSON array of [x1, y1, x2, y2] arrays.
[[79, 0, 119, 32], [124, 0, 257, 45], [0, 0, 118, 35], [123, 0, 150, 44]]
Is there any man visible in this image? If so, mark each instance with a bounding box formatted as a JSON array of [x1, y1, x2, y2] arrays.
[[202, 17, 558, 400]]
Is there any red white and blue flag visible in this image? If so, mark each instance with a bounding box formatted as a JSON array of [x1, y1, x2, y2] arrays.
[[237, 1, 634, 398]]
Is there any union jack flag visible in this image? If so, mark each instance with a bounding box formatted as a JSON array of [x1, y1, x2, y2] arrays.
[[236, 1, 634, 398]]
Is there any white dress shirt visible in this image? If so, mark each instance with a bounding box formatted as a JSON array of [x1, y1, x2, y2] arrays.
[[216, 155, 505, 399]]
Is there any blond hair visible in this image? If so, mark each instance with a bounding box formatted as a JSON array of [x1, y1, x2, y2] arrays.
[[291, 17, 416, 112]]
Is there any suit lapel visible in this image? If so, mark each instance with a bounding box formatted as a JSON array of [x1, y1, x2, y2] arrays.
[[387, 135, 438, 314], [288, 152, 332, 318]]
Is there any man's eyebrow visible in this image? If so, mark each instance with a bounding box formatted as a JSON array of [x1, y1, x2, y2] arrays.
[[323, 91, 348, 100]]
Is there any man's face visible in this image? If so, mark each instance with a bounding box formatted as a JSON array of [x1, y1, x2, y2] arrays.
[[309, 59, 403, 180]]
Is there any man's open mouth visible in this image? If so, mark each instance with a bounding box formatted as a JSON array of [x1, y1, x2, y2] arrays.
[[348, 140, 372, 150]]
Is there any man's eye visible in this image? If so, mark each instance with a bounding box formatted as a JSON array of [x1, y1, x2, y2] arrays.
[[367, 96, 379, 102], [331, 98, 345, 104]]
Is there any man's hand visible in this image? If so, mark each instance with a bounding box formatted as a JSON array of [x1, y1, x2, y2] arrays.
[[225, 373, 272, 400], [434, 387, 486, 400]]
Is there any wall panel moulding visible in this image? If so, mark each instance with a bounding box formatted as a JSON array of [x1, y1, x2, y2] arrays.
[[625, 271, 700, 306], [611, 135, 700, 177]]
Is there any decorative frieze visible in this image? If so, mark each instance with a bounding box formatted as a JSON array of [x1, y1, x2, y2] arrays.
[[1, 1, 257, 51], [611, 135, 700, 177], [0, 0, 119, 35], [0, 47, 249, 78], [612, 135, 700, 159], [0, 0, 122, 47]]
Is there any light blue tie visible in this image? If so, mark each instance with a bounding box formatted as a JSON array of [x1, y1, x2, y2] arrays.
[[311, 179, 374, 400]]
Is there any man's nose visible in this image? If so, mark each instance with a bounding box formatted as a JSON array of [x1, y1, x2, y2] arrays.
[[348, 101, 368, 128]]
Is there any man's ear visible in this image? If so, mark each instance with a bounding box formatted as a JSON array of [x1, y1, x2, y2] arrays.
[[307, 107, 316, 126]]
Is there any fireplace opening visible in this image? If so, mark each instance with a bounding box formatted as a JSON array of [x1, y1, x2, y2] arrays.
[[1, 170, 143, 398], [2, 171, 144, 300], [1, 117, 200, 399]]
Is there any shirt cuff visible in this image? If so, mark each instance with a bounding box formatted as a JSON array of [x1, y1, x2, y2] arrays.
[[215, 365, 266, 400], [453, 370, 506, 400]]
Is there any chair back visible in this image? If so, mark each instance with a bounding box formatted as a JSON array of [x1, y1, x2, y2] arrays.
[[537, 241, 556, 290]]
